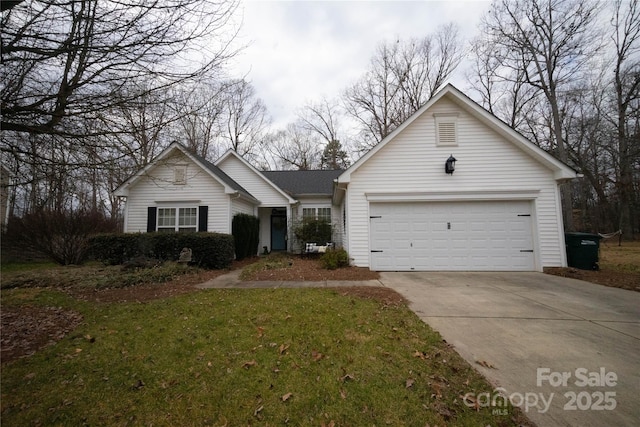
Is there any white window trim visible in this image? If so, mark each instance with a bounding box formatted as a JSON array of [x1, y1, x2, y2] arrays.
[[157, 206, 198, 232], [301, 205, 332, 222]]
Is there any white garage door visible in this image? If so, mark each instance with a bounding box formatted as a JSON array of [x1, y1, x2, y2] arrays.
[[370, 201, 535, 271]]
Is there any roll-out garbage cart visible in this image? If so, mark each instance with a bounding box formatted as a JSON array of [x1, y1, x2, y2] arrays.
[[564, 232, 602, 270]]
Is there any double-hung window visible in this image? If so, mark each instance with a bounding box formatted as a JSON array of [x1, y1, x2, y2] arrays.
[[302, 207, 331, 222], [157, 207, 197, 232]]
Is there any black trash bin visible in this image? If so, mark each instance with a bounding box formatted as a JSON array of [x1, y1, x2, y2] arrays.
[[564, 232, 602, 270]]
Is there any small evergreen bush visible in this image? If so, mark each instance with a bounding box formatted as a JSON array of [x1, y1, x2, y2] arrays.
[[320, 248, 350, 270], [232, 214, 260, 260]]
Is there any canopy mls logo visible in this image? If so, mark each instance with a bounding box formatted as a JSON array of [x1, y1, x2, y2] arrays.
[[463, 367, 618, 414], [462, 387, 553, 414]]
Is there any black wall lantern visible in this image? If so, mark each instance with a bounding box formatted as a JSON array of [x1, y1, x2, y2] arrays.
[[445, 154, 457, 175]]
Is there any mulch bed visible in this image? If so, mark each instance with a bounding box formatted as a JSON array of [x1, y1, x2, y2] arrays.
[[247, 257, 381, 281]]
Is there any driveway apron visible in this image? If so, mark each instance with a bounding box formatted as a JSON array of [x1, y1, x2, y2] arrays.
[[380, 272, 640, 427]]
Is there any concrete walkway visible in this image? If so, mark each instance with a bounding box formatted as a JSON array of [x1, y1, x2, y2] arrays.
[[196, 269, 640, 427]]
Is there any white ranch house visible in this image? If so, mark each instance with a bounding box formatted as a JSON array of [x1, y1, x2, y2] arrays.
[[114, 84, 579, 271]]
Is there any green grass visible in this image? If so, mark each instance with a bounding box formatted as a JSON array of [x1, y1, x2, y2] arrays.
[[1, 260, 58, 274], [1, 287, 527, 426]]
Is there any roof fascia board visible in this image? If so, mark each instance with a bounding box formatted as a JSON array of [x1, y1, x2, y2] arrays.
[[215, 149, 297, 204]]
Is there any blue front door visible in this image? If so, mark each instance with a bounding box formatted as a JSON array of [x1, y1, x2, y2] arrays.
[[271, 214, 287, 251]]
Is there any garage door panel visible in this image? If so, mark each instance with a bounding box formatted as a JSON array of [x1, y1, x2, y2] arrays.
[[370, 201, 534, 271]]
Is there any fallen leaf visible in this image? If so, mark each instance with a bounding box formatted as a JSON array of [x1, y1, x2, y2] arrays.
[[253, 405, 263, 416], [340, 373, 355, 382], [406, 378, 415, 388], [436, 405, 453, 420], [321, 422, 335, 427], [242, 360, 257, 369], [476, 360, 496, 369], [311, 350, 324, 361], [131, 379, 145, 390], [257, 327, 265, 338], [460, 394, 480, 411], [278, 344, 290, 355], [413, 350, 428, 360], [281, 392, 292, 402], [340, 389, 347, 399]]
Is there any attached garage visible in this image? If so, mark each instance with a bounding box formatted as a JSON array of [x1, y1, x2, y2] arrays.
[[334, 85, 580, 272], [369, 200, 536, 271]]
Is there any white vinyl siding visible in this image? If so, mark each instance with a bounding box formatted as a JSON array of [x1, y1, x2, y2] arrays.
[[345, 96, 566, 271], [124, 151, 231, 233], [217, 154, 290, 207], [231, 197, 255, 216]]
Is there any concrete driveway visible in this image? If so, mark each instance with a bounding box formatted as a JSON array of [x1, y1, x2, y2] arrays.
[[380, 272, 640, 427]]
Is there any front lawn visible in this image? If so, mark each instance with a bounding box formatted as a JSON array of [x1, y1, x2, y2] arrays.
[[1, 284, 532, 426]]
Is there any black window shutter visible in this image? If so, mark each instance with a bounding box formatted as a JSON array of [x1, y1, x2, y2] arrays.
[[147, 207, 157, 232], [198, 206, 208, 232]]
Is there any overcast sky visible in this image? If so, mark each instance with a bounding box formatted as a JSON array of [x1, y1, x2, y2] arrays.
[[228, 0, 492, 129]]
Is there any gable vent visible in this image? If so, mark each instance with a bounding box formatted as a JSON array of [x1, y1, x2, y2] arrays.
[[437, 121, 457, 146]]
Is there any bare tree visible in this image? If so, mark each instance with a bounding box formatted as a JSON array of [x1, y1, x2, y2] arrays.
[[221, 79, 270, 158], [344, 24, 463, 149], [298, 98, 342, 145], [1, 0, 242, 217], [479, 0, 604, 231], [1, 0, 240, 137], [173, 80, 228, 161], [265, 122, 322, 170], [610, 0, 640, 238]]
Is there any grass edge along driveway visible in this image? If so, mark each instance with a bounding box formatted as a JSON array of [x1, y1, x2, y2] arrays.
[[1, 286, 533, 426]]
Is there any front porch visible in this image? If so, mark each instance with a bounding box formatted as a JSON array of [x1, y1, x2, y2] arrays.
[[258, 206, 291, 253]]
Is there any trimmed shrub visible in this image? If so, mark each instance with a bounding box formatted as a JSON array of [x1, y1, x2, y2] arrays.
[[232, 214, 259, 260], [90, 232, 234, 269], [320, 248, 350, 270]]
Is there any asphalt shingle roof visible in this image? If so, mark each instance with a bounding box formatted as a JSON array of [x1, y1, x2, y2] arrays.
[[189, 150, 255, 200], [262, 170, 343, 197]]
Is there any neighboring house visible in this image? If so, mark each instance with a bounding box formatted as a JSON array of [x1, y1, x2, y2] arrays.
[[115, 84, 579, 271]]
